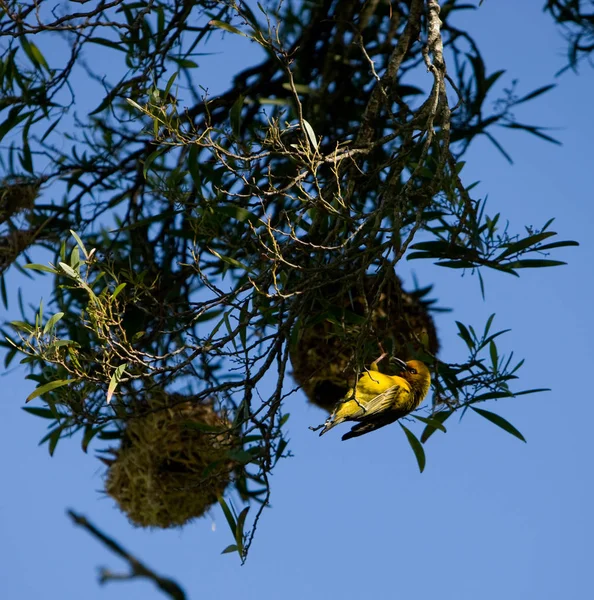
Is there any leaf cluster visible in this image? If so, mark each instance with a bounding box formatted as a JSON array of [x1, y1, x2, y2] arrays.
[[0, 0, 579, 562]]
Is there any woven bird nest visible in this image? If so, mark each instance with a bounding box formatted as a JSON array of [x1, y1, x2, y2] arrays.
[[0, 178, 39, 222], [0, 229, 37, 275], [290, 274, 440, 412], [105, 394, 237, 528]]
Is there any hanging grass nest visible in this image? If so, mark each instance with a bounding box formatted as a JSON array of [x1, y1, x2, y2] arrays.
[[290, 273, 441, 412], [0, 229, 37, 275], [0, 177, 39, 223], [105, 393, 237, 528]]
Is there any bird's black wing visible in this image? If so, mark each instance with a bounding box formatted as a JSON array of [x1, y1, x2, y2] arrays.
[[341, 414, 399, 441]]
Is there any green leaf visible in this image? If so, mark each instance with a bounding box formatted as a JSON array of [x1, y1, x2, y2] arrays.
[[515, 84, 556, 105], [188, 144, 201, 187], [126, 98, 145, 114], [43, 312, 64, 335], [470, 391, 513, 402], [89, 37, 125, 52], [420, 410, 452, 443], [483, 313, 496, 337], [22, 406, 56, 419], [223, 310, 238, 352], [81, 425, 101, 453], [0, 108, 32, 143], [70, 246, 81, 273], [413, 414, 447, 433], [143, 146, 169, 179], [400, 423, 426, 473], [70, 230, 89, 259], [235, 506, 250, 554], [281, 83, 312, 94], [207, 247, 253, 273], [1, 274, 7, 309], [478, 328, 511, 351], [239, 301, 248, 350], [24, 263, 58, 274], [409, 240, 453, 253], [209, 20, 247, 37], [4, 346, 17, 368], [302, 119, 318, 151], [21, 140, 33, 173], [106, 364, 127, 404], [170, 57, 198, 69], [434, 260, 479, 269], [51, 339, 79, 348], [111, 283, 127, 300], [534, 240, 579, 252], [44, 426, 63, 456], [503, 123, 561, 145], [36, 298, 43, 329], [258, 97, 291, 107], [59, 261, 79, 279], [164, 71, 178, 97], [218, 496, 237, 534], [26, 379, 74, 403], [513, 388, 550, 396], [274, 438, 288, 465], [504, 259, 567, 269], [496, 231, 556, 260], [489, 340, 498, 370], [483, 69, 505, 92], [221, 544, 239, 555], [10, 320, 35, 333], [20, 36, 50, 72], [456, 321, 475, 350], [230, 94, 244, 137], [471, 407, 526, 442]]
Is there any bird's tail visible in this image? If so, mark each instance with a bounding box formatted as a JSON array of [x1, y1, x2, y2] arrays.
[[319, 414, 346, 436], [319, 419, 333, 436], [309, 416, 336, 436], [311, 402, 346, 436], [308, 419, 333, 434]]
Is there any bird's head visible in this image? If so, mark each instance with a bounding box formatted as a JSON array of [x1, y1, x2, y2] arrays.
[[390, 357, 431, 399]]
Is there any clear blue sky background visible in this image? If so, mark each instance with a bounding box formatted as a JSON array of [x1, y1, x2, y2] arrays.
[[1, 1, 592, 599]]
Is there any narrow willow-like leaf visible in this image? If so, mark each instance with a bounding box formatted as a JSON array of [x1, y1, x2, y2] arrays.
[[471, 406, 526, 442], [43, 312, 64, 335], [106, 364, 127, 404], [400, 423, 426, 473], [420, 410, 452, 444], [209, 20, 247, 37], [26, 379, 74, 403]]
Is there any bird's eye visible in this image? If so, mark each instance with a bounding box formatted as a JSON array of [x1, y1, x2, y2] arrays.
[[409, 368, 417, 375]]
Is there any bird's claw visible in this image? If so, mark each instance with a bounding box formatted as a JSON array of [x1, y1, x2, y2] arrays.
[[373, 351, 388, 365]]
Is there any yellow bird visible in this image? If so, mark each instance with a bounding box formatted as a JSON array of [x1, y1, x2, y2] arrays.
[[316, 356, 431, 440]]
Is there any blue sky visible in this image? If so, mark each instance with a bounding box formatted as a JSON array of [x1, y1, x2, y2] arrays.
[[1, 1, 592, 599]]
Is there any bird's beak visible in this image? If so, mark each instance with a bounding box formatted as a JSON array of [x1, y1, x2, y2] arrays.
[[389, 357, 408, 370]]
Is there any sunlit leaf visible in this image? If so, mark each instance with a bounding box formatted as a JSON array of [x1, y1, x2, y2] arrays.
[[209, 20, 247, 37], [43, 312, 64, 335], [26, 379, 75, 403], [106, 364, 127, 404]]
